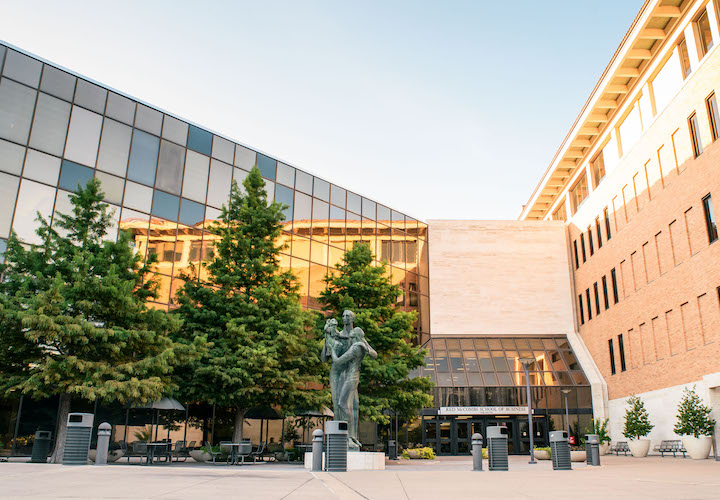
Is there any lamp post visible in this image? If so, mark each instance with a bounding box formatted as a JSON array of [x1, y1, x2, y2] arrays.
[[561, 389, 571, 435], [519, 357, 536, 464]]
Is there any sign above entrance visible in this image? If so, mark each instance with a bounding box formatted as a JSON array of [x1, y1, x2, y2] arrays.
[[439, 406, 530, 416]]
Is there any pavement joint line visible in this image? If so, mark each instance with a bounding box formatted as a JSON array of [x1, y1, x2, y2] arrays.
[[395, 472, 410, 500], [328, 472, 371, 500], [278, 475, 316, 500], [311, 471, 338, 497]]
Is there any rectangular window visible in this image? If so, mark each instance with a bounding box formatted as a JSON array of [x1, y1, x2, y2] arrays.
[[602, 276, 610, 309], [611, 268, 619, 303], [569, 174, 589, 213], [581, 233, 587, 263], [618, 334, 627, 371], [696, 10, 714, 57], [591, 151, 606, 188], [588, 226, 595, 256], [573, 240, 579, 269], [706, 93, 719, 141], [552, 202, 567, 222], [689, 112, 703, 157], [594, 282, 601, 316], [608, 339, 616, 375], [604, 207, 612, 240], [578, 294, 585, 325], [702, 194, 718, 243], [679, 38, 692, 79], [596, 217, 603, 248], [586, 289, 592, 320]]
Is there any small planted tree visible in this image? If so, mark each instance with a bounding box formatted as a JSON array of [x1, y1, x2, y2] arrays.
[[590, 418, 610, 444], [674, 386, 715, 438], [623, 395, 653, 440]]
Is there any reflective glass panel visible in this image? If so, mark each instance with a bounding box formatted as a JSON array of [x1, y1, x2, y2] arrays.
[[74, 80, 107, 114], [13, 179, 55, 244], [123, 181, 153, 213], [0, 47, 4, 74], [39, 66, 76, 101], [233, 167, 248, 190], [435, 351, 449, 372], [96, 118, 131, 176], [264, 180, 275, 203], [94, 171, 124, 205], [187, 125, 212, 155], [331, 184, 346, 208], [0, 139, 24, 175], [0, 78, 36, 144], [362, 198, 376, 219], [0, 172, 19, 237], [294, 191, 312, 221], [206, 159, 232, 208], [161, 115, 188, 146], [211, 135, 233, 163], [134, 104, 162, 136], [152, 190, 180, 222], [276, 162, 295, 187], [179, 198, 205, 227], [105, 92, 135, 125], [234, 144, 256, 170], [156, 140, 185, 195], [313, 178, 330, 201], [347, 192, 361, 214], [256, 153, 276, 180], [275, 184, 294, 221], [24, 149, 60, 185], [182, 150, 209, 203], [127, 129, 159, 186], [29, 92, 70, 156], [58, 160, 93, 192], [295, 170, 312, 194], [312, 199, 329, 222], [64, 106, 102, 167], [3, 50, 42, 87]]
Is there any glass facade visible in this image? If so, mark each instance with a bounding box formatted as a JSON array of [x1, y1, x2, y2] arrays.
[[0, 43, 429, 339]]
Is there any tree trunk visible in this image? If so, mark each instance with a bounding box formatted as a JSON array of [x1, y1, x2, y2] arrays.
[[232, 408, 247, 442], [50, 393, 71, 464]]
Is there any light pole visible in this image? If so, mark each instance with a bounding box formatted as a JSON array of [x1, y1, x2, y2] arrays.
[[561, 389, 571, 435], [519, 357, 536, 464]]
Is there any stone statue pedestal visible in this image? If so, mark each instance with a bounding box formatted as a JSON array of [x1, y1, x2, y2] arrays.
[[303, 451, 385, 471]]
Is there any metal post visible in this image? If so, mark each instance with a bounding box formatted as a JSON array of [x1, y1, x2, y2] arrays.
[[311, 429, 323, 471], [95, 423, 112, 466], [11, 395, 24, 456], [210, 404, 216, 446], [471, 433, 483, 471], [183, 404, 189, 445], [562, 389, 571, 434], [124, 408, 129, 442], [520, 359, 536, 464]]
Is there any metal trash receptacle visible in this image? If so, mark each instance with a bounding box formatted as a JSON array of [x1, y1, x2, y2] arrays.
[[388, 439, 397, 460], [585, 434, 600, 466], [30, 431, 52, 463], [550, 430, 572, 470], [487, 425, 509, 471], [324, 421, 348, 472], [62, 413, 94, 465]]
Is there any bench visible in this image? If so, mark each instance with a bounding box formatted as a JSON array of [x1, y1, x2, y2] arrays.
[[653, 440, 687, 458], [609, 441, 630, 455]]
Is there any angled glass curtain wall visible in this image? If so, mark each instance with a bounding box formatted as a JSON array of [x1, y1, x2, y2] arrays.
[[0, 43, 429, 341]]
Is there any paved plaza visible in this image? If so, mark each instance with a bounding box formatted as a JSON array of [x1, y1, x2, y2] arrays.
[[1, 455, 719, 499]]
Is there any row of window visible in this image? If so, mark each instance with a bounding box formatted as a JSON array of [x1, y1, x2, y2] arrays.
[[572, 207, 612, 269], [608, 334, 627, 375], [578, 268, 620, 325]]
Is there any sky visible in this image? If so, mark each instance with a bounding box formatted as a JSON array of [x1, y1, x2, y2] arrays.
[[0, 0, 645, 221]]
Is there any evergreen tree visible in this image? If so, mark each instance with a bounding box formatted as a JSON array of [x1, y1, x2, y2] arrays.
[[173, 166, 324, 441], [674, 386, 715, 438], [623, 395, 654, 439], [0, 179, 201, 462], [319, 243, 433, 425]]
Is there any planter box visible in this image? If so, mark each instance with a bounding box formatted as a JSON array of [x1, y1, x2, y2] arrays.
[[599, 443, 609, 456], [683, 436, 712, 460], [534, 450, 550, 460], [570, 450, 586, 462], [189, 450, 212, 462], [629, 439, 650, 457]]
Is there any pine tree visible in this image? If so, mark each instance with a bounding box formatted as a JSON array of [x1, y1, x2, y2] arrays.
[[623, 395, 654, 439], [674, 386, 715, 438], [0, 179, 201, 462], [319, 243, 433, 425], [173, 166, 325, 441]]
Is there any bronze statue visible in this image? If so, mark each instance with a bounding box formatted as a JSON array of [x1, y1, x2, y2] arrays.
[[321, 310, 377, 450]]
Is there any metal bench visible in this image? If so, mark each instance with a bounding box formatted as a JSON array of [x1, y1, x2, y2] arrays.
[[609, 441, 630, 455], [653, 440, 687, 457]]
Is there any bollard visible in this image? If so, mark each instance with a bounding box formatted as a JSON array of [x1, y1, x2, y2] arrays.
[[471, 433, 483, 471], [311, 429, 323, 472], [95, 422, 112, 466]]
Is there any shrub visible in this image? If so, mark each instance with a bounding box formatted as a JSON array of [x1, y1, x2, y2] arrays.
[[623, 395, 653, 439], [401, 447, 436, 459], [590, 418, 611, 444], [674, 386, 716, 438]]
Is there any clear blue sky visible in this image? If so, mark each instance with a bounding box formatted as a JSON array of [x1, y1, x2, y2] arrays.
[[1, 0, 645, 221]]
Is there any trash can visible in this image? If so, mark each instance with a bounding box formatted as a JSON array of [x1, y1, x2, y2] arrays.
[[585, 434, 600, 466], [324, 421, 348, 472], [549, 430, 571, 470], [30, 431, 52, 463], [388, 439, 397, 460], [62, 413, 94, 465], [487, 425, 509, 471]]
